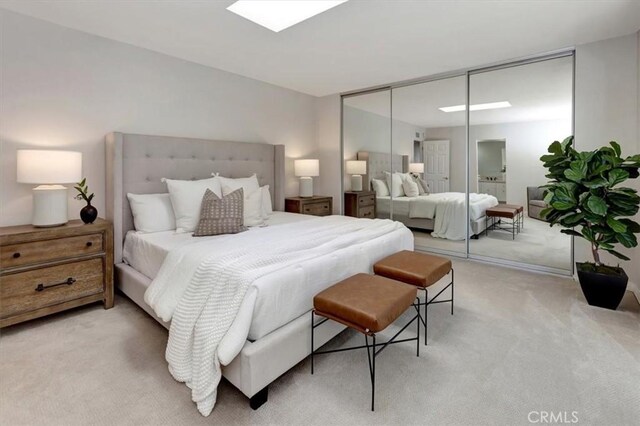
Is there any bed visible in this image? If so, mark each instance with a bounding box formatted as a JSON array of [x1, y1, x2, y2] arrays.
[[105, 132, 413, 414], [357, 151, 498, 239]]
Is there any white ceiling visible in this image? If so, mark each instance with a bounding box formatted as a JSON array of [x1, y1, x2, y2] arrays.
[[1, 1, 638, 97], [344, 56, 574, 128]]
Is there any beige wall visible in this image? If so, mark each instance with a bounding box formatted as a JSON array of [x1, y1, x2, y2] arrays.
[[574, 32, 639, 293], [0, 10, 318, 226]]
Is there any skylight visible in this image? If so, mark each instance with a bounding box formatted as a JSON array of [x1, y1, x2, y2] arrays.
[[226, 0, 348, 33], [439, 101, 512, 113]]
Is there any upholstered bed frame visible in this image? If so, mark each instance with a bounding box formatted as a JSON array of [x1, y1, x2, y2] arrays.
[[105, 132, 344, 409], [357, 150, 488, 237]]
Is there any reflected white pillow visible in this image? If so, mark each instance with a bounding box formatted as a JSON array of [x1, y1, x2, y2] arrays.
[[222, 183, 264, 227], [402, 179, 419, 197], [261, 185, 273, 217], [127, 193, 176, 233], [371, 179, 389, 197], [163, 177, 222, 233], [384, 171, 405, 197], [216, 173, 260, 196]]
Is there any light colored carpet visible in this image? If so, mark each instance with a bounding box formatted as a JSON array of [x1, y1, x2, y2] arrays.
[[1, 259, 638, 426], [413, 216, 572, 271]]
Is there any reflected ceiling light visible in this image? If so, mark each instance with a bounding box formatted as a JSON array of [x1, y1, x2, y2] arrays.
[[227, 0, 349, 33], [439, 101, 512, 113]]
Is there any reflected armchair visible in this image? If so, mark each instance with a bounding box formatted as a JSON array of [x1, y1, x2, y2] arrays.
[[527, 186, 549, 221]]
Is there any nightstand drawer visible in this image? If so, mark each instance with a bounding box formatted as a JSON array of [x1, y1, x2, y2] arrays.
[[359, 205, 375, 219], [302, 202, 331, 216], [0, 258, 104, 318], [358, 194, 375, 206], [0, 233, 103, 269]]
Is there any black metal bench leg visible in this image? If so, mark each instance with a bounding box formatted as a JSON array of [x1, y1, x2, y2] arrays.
[[249, 386, 269, 410], [451, 269, 455, 315], [365, 334, 376, 411], [310, 310, 315, 375], [424, 288, 428, 346]]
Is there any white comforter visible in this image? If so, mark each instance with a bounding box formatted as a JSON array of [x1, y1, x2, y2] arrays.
[[144, 216, 410, 415], [428, 193, 498, 240]]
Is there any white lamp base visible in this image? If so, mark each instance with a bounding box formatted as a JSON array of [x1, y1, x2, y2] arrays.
[[351, 174, 363, 191], [32, 185, 69, 227], [299, 177, 313, 198]]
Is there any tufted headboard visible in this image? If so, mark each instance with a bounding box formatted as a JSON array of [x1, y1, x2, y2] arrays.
[[105, 132, 285, 263], [356, 151, 408, 191]]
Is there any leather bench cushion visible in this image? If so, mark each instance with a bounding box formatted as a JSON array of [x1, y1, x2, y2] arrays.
[[313, 273, 417, 333], [485, 207, 518, 219], [500, 203, 524, 213], [374, 250, 452, 288]]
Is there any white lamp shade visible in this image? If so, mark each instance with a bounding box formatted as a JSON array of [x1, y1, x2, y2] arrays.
[[294, 159, 319, 177], [409, 162, 424, 174], [17, 150, 82, 184], [345, 160, 366, 175]]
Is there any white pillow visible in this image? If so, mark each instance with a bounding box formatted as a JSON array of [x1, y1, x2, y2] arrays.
[[127, 193, 176, 233], [163, 177, 222, 233], [261, 185, 273, 217], [371, 179, 390, 197], [384, 171, 405, 198], [402, 179, 419, 198], [221, 183, 264, 227], [216, 174, 260, 196]]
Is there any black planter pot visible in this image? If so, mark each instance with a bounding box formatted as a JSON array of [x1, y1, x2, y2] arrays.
[[576, 262, 628, 310], [80, 203, 98, 224]]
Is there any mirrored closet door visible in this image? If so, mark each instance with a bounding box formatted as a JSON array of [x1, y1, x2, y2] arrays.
[[468, 56, 573, 272], [341, 53, 574, 274], [343, 89, 391, 220], [391, 76, 467, 256]]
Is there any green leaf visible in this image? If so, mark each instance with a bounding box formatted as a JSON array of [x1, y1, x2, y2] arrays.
[[604, 249, 631, 261], [582, 177, 608, 188], [606, 216, 627, 233], [586, 196, 607, 216], [619, 219, 640, 233], [79, 177, 86, 187], [560, 229, 582, 237], [563, 169, 583, 183], [561, 136, 574, 151], [560, 212, 584, 226], [548, 141, 563, 155], [609, 141, 621, 156], [608, 168, 629, 187], [616, 232, 637, 248], [552, 201, 575, 211], [581, 226, 596, 242]]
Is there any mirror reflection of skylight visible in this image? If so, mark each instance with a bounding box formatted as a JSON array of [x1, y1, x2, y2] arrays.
[[439, 101, 512, 113], [227, 0, 349, 33]]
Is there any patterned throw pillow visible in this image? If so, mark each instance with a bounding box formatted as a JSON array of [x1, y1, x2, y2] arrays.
[[193, 188, 247, 237]]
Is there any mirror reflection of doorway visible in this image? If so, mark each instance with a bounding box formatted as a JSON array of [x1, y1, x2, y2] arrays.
[[423, 140, 450, 193], [477, 139, 506, 202]]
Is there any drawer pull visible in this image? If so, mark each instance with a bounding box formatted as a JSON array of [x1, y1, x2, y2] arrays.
[[35, 277, 76, 292], [13, 252, 21, 258], [86, 241, 93, 247]]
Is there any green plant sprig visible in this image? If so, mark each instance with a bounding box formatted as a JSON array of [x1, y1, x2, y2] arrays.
[[540, 136, 640, 266], [74, 177, 95, 204]]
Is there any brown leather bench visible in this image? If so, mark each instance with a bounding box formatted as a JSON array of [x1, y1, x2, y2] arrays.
[[373, 250, 454, 345], [311, 273, 420, 411], [501, 203, 524, 231], [485, 205, 523, 239]]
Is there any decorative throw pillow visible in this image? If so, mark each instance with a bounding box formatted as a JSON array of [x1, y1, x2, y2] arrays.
[[402, 179, 419, 197], [417, 177, 430, 194], [163, 177, 222, 233], [193, 188, 247, 236], [261, 185, 273, 217], [371, 178, 390, 196], [383, 171, 405, 198], [127, 193, 176, 233]]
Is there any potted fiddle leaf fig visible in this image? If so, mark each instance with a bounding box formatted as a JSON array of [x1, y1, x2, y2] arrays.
[[540, 136, 640, 310]]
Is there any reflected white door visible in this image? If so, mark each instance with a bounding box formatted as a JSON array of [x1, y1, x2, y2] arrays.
[[423, 140, 450, 193]]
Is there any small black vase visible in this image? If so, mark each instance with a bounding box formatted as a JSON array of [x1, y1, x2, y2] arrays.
[[80, 203, 98, 224]]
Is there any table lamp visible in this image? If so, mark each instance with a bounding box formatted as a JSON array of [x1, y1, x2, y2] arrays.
[[346, 160, 366, 191], [409, 162, 424, 176], [294, 159, 319, 197], [17, 150, 82, 227]]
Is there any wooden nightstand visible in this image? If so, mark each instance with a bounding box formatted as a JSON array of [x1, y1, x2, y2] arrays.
[[0, 218, 114, 328], [344, 191, 376, 218], [285, 196, 333, 217]]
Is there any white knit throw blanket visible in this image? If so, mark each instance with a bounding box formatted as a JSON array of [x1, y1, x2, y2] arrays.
[[152, 217, 404, 415]]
